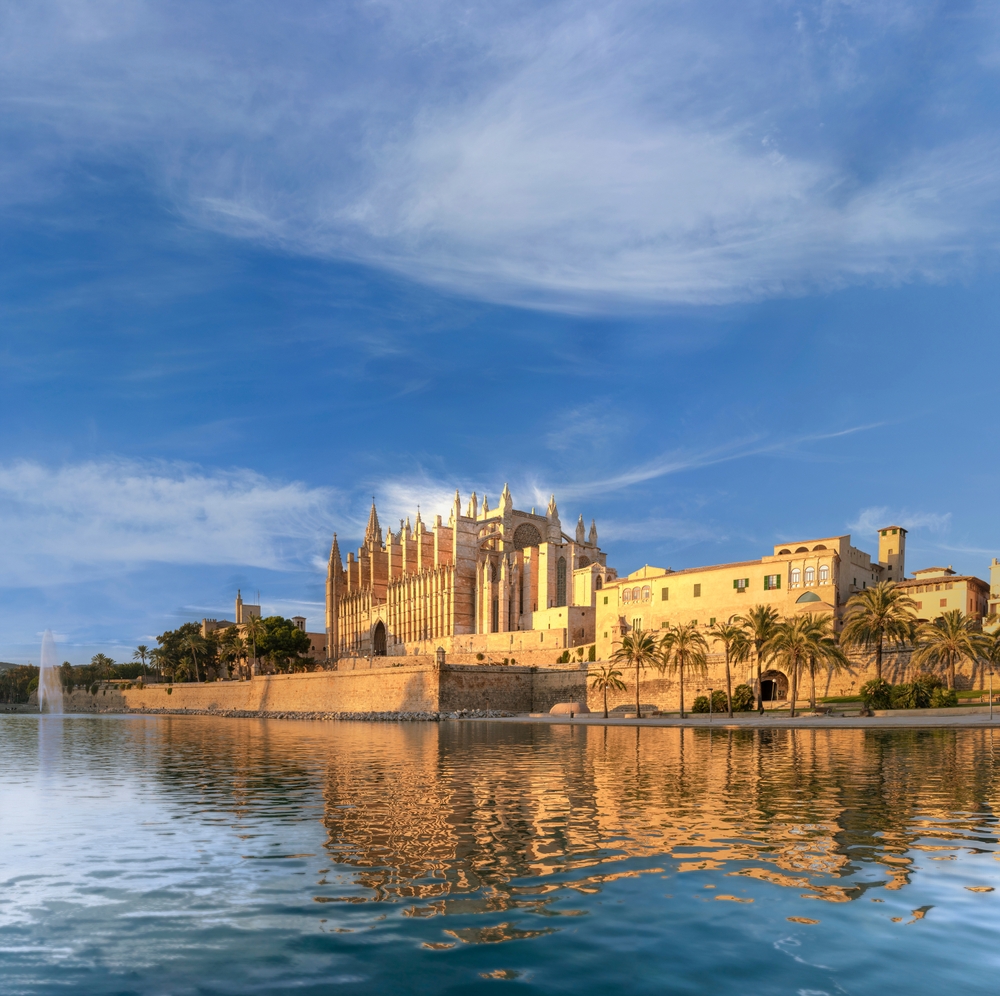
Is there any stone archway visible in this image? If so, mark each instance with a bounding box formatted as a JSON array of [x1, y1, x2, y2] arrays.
[[372, 620, 387, 657], [758, 669, 788, 702]]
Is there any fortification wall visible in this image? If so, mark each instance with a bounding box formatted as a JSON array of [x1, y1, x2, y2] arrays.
[[122, 666, 441, 715]]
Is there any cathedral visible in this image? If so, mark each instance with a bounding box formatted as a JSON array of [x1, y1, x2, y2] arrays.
[[325, 486, 615, 659]]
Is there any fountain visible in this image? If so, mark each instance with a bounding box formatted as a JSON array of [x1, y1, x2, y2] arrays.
[[38, 630, 64, 714]]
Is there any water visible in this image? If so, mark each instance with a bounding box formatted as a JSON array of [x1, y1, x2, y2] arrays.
[[36, 632, 62, 715], [2, 717, 1000, 995]]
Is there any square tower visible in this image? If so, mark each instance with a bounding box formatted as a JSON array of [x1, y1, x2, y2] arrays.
[[878, 526, 907, 582]]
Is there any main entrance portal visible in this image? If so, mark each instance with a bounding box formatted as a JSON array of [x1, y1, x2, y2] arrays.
[[372, 620, 387, 656]]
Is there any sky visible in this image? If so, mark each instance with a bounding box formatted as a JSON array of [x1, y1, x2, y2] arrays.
[[2, 0, 999, 664]]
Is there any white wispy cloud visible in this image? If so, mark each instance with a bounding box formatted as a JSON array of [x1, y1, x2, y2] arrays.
[[2, 2, 999, 309], [848, 506, 953, 536], [0, 458, 343, 586]]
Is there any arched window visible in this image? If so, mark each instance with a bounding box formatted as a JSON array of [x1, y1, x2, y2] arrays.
[[578, 555, 591, 568], [778, 549, 791, 555], [819, 565, 829, 583], [805, 566, 815, 585], [641, 586, 651, 602], [623, 588, 632, 602], [632, 587, 641, 601], [790, 568, 801, 587], [556, 557, 567, 606], [595, 576, 602, 590]]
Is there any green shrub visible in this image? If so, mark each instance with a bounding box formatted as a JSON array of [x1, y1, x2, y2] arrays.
[[692, 695, 710, 713], [861, 678, 892, 711], [556, 650, 571, 663], [166, 686, 173, 695], [931, 687, 958, 708], [731, 684, 755, 711], [588, 645, 596, 662], [890, 683, 917, 709], [475, 653, 484, 661], [90, 683, 99, 695]]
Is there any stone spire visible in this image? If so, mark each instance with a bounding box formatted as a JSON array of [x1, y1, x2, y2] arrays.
[[588, 518, 598, 547], [546, 494, 561, 542], [364, 499, 382, 546], [452, 489, 462, 524], [482, 493, 490, 514], [415, 506, 423, 533], [576, 513, 586, 544], [467, 491, 478, 518], [329, 533, 342, 569], [500, 483, 512, 510]]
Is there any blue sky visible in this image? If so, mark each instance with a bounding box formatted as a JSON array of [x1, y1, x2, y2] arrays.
[[2, 1, 999, 663]]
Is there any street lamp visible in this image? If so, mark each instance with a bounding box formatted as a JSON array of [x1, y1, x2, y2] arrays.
[[708, 688, 714, 722]]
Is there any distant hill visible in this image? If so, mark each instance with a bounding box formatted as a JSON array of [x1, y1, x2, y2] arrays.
[[0, 661, 29, 671]]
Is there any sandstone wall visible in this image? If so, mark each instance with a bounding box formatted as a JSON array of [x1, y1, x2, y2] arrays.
[[122, 666, 441, 715]]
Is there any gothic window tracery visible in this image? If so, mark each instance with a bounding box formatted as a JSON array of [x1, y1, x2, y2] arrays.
[[513, 523, 543, 550], [557, 557, 567, 606]]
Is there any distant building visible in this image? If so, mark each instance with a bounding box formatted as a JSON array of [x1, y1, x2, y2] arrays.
[[203, 593, 327, 659], [595, 528, 907, 660], [895, 567, 989, 624]]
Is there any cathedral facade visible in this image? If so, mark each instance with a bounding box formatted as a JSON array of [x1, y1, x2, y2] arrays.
[[326, 486, 615, 659]]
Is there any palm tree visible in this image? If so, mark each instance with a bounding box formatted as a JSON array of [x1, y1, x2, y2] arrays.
[[91, 653, 116, 684], [241, 615, 267, 678], [911, 609, 987, 690], [590, 665, 627, 719], [763, 616, 814, 718], [661, 622, 709, 719], [610, 627, 660, 719], [179, 632, 208, 683], [801, 614, 849, 711], [132, 645, 150, 676], [708, 619, 750, 718], [841, 581, 917, 681], [739, 605, 780, 715], [218, 626, 246, 680]]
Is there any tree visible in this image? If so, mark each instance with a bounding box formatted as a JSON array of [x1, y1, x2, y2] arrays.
[[242, 615, 267, 676], [661, 622, 709, 719], [179, 632, 208, 683], [708, 620, 750, 718], [739, 605, 780, 715], [841, 581, 917, 681], [132, 645, 150, 676], [259, 616, 312, 673], [911, 609, 987, 690], [91, 653, 116, 684], [801, 614, 849, 711], [218, 626, 246, 680], [763, 616, 814, 718], [610, 627, 660, 719], [590, 666, 627, 718]]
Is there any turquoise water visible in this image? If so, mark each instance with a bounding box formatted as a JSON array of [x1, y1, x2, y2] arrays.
[[3, 717, 1000, 994]]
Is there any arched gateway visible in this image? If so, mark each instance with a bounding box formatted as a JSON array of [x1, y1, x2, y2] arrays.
[[372, 620, 387, 656]]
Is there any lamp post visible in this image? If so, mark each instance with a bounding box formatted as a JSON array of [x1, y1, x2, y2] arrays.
[[708, 688, 713, 722]]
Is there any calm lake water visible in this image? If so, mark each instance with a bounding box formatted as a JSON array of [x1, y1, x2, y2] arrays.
[[3, 716, 1000, 994]]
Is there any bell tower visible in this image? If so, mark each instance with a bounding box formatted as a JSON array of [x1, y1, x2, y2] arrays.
[[878, 525, 907, 582]]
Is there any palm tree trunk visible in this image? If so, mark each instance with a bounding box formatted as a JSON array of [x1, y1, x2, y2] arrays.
[[725, 649, 733, 718], [876, 632, 883, 682], [789, 657, 797, 718], [604, 684, 608, 719], [809, 659, 817, 711], [948, 657, 955, 690], [679, 657, 686, 719], [635, 660, 641, 719], [756, 651, 764, 714]]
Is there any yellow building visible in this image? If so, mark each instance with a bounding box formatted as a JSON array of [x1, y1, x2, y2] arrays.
[[595, 527, 903, 660], [895, 567, 989, 624]]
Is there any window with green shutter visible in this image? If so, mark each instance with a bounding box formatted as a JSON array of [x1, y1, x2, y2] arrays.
[[661, 587, 669, 601]]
